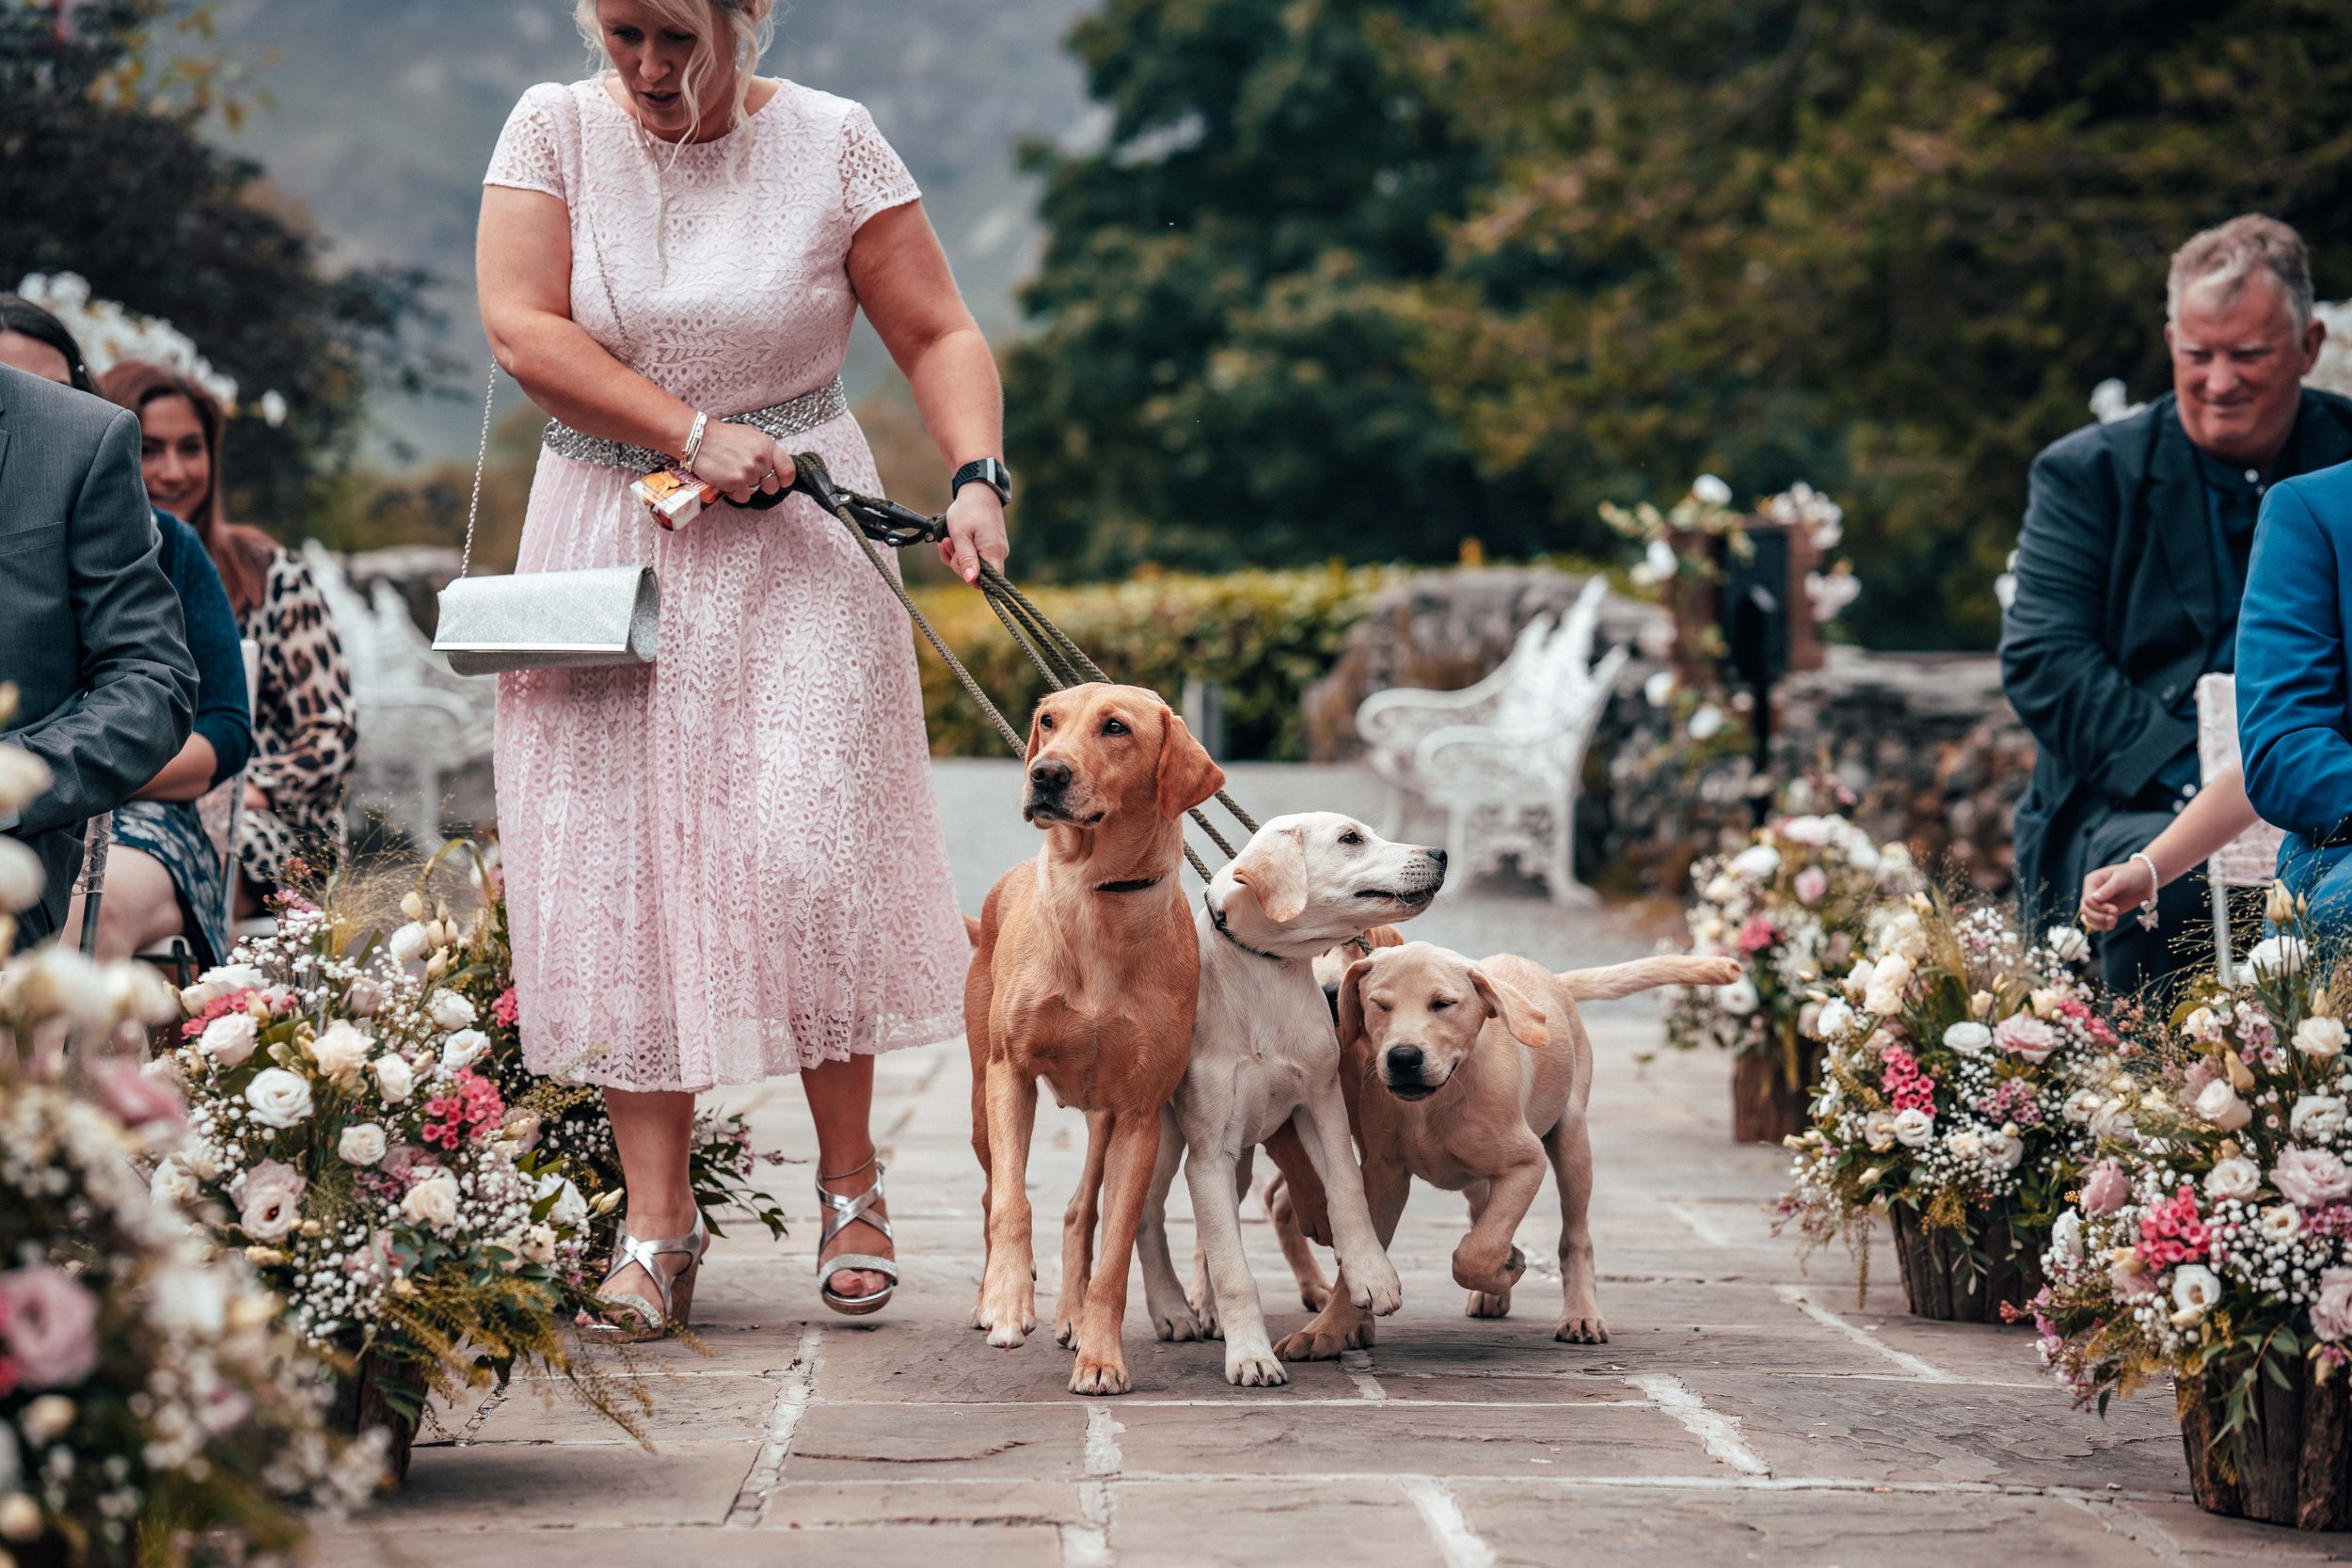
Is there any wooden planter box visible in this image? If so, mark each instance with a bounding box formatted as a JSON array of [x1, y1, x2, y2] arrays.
[[2182, 1355, 2352, 1528], [1730, 1042, 1814, 1144], [1889, 1202, 2043, 1322], [326, 1350, 427, 1488]]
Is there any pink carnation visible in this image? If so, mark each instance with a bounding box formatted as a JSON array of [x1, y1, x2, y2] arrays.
[[0, 1263, 99, 1390], [2274, 1147, 2352, 1210], [1736, 916, 1779, 958], [1879, 1045, 1937, 1114], [2136, 1185, 2210, 1268], [492, 986, 520, 1030], [1994, 1014, 2059, 1064]]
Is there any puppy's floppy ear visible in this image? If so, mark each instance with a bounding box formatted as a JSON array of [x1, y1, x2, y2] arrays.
[[1362, 925, 1406, 950], [1025, 701, 1047, 765], [1334, 956, 1376, 1049], [1155, 709, 1226, 819], [1470, 967, 1550, 1049], [1230, 825, 1309, 923]]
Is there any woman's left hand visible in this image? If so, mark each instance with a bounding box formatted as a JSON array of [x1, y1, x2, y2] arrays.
[[940, 485, 1009, 587]]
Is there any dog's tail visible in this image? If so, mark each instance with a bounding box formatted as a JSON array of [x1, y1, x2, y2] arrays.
[[1560, 954, 1741, 1001]]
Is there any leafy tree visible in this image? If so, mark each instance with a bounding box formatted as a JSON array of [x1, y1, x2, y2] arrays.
[[0, 0, 442, 531], [1407, 0, 2352, 649], [1002, 0, 1551, 579]]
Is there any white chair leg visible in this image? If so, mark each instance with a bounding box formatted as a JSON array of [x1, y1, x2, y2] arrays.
[[2210, 864, 2234, 985], [1443, 807, 1474, 902], [1547, 799, 1599, 909]]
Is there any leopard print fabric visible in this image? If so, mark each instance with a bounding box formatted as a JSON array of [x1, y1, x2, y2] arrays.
[[236, 547, 357, 891]]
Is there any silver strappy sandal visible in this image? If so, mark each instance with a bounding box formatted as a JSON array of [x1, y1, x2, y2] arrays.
[[817, 1156, 898, 1318], [585, 1210, 708, 1342]]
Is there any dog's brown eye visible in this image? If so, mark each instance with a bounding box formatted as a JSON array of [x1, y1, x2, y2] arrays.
[[1103, 718, 1128, 736], [1039, 714, 1055, 730], [1339, 831, 1363, 846], [1430, 998, 1454, 1011]]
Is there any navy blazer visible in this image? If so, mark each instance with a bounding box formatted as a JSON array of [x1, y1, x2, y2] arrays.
[[2240, 459, 2352, 841], [2002, 388, 2352, 919]]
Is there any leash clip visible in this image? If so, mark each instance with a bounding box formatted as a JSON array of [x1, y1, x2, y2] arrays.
[[736, 451, 950, 547]]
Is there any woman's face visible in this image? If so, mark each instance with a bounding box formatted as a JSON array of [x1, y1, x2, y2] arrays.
[[137, 393, 212, 519], [596, 0, 732, 139], [0, 331, 72, 385]]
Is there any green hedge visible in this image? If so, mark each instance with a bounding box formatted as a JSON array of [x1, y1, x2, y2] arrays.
[[908, 563, 1408, 759]]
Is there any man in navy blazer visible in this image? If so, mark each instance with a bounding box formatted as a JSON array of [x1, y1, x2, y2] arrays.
[[2002, 216, 2352, 996], [2240, 460, 2352, 922]]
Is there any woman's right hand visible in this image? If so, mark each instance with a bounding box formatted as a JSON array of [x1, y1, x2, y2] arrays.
[[2079, 859, 2157, 932], [689, 421, 794, 505]]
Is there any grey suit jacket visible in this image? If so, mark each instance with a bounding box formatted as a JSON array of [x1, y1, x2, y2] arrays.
[[0, 363, 197, 949]]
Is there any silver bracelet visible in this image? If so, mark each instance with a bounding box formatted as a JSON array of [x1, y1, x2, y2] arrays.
[[2131, 851, 2162, 931], [681, 409, 710, 470]]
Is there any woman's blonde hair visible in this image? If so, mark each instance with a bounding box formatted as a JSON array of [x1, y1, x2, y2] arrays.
[[574, 0, 779, 141]]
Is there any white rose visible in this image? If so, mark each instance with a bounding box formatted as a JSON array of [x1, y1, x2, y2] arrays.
[[440, 1028, 490, 1071], [1864, 953, 1912, 1017], [1847, 839, 1883, 873], [1842, 958, 1875, 1004], [373, 1054, 415, 1104], [2029, 988, 2064, 1020], [2043, 926, 2090, 964], [311, 1020, 373, 1085], [426, 990, 477, 1032], [198, 1011, 259, 1068], [1947, 1129, 1984, 1160], [2089, 1097, 2138, 1141], [387, 922, 430, 965], [2259, 1204, 2305, 1243], [533, 1173, 590, 1230], [2061, 1088, 2105, 1124], [1994, 1132, 2026, 1170], [2170, 1264, 2222, 1320], [243, 1068, 314, 1130], [2293, 1095, 2348, 1144], [198, 963, 266, 994], [401, 1169, 460, 1231], [1944, 1022, 1993, 1056], [1892, 1108, 1935, 1148], [1729, 844, 1782, 881], [2249, 935, 2308, 980], [337, 1123, 388, 1166], [1816, 999, 1855, 1040], [1864, 1110, 1898, 1151], [1692, 472, 1734, 506], [2205, 1156, 2263, 1201], [2192, 1079, 2253, 1132], [150, 1154, 199, 1210], [1715, 978, 1759, 1017], [1703, 876, 1738, 906], [519, 1224, 558, 1265], [2051, 1210, 2084, 1261], [2296, 1016, 2349, 1061]]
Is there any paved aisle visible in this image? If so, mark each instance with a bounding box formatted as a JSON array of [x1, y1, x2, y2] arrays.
[[323, 765, 2332, 1566]]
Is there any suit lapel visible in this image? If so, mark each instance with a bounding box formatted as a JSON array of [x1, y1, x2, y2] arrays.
[[2142, 404, 2219, 647], [0, 374, 13, 520]]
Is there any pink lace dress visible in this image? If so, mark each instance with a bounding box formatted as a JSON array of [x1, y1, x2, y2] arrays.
[[484, 77, 968, 1092]]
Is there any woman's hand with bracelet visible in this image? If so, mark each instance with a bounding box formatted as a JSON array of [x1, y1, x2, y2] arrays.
[[2080, 851, 2163, 932], [690, 420, 794, 506], [940, 483, 1009, 586]]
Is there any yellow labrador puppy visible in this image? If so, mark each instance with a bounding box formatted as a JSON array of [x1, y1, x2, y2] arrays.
[[1273, 942, 1740, 1357]]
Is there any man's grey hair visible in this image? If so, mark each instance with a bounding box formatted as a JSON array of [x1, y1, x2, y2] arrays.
[[2169, 214, 2313, 331]]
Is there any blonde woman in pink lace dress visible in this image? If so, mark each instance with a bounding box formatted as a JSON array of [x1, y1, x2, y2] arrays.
[[476, 0, 1007, 1332]]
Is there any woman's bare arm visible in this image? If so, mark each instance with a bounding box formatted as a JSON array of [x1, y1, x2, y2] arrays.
[[848, 200, 1009, 582], [2079, 764, 2261, 930], [134, 736, 218, 802]]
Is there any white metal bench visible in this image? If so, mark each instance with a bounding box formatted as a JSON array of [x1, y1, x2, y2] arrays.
[[2197, 672, 2287, 981], [1356, 578, 1629, 905]]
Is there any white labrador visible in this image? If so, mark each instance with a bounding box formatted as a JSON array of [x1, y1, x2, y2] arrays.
[[1135, 813, 1446, 1385]]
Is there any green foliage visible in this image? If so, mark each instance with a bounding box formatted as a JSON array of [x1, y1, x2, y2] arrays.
[[1408, 0, 2352, 649], [0, 0, 445, 530], [1001, 0, 1555, 579], [909, 563, 1409, 758]]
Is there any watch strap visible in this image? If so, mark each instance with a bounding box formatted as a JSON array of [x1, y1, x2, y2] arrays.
[[952, 457, 1012, 504]]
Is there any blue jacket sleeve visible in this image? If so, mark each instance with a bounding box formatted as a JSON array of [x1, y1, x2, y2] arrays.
[[2238, 481, 2352, 837], [159, 514, 252, 784]]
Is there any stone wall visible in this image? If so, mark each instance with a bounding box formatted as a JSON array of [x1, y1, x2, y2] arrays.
[[1305, 568, 2035, 899]]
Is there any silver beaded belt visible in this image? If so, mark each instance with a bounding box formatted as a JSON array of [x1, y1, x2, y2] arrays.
[[541, 376, 850, 471]]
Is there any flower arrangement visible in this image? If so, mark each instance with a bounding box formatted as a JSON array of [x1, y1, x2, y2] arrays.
[[1601, 476, 1858, 628], [11, 273, 283, 426], [405, 840, 787, 1252], [2031, 895, 2352, 1526], [154, 900, 649, 1476], [1664, 796, 1922, 1140], [1779, 895, 2130, 1318]]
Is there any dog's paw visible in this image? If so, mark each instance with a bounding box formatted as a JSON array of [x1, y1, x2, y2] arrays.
[[980, 1291, 1037, 1348], [1347, 1259, 1405, 1318], [1226, 1345, 1289, 1387], [1298, 1281, 1331, 1311], [1554, 1312, 1610, 1345], [1451, 1243, 1527, 1298], [1186, 1289, 1225, 1340], [1056, 1315, 1081, 1350], [1466, 1288, 1512, 1319], [1152, 1306, 1203, 1342], [1069, 1354, 1133, 1396], [1274, 1312, 1373, 1362]]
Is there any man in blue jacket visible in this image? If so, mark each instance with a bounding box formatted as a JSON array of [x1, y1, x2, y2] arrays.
[[2002, 215, 2352, 996]]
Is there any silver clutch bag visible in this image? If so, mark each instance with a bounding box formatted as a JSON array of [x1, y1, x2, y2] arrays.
[[434, 564, 660, 676]]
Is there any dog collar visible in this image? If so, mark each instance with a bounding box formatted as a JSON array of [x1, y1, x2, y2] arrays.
[[1095, 876, 1166, 895], [1204, 891, 1288, 962]]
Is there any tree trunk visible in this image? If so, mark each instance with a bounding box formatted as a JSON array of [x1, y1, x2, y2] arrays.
[[326, 1350, 427, 1488], [1888, 1202, 2044, 1323], [2184, 1357, 2352, 1528], [1729, 1045, 1814, 1144]]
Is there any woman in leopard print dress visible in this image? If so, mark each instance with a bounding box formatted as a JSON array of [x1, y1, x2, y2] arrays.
[[106, 364, 357, 911]]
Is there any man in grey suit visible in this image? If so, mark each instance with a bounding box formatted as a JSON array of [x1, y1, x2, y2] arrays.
[[2002, 215, 2352, 997], [0, 361, 197, 950]]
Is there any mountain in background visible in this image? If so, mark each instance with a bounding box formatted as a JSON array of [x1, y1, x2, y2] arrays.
[[201, 0, 1102, 466]]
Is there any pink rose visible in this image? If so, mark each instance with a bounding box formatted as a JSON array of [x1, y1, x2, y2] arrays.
[[230, 1159, 308, 1243], [2081, 1159, 2130, 1215], [1994, 1014, 2059, 1064], [0, 1263, 100, 1389], [2315, 1269, 2352, 1343], [1793, 866, 1829, 906], [89, 1059, 185, 1131], [2274, 1148, 2352, 1210], [2183, 1058, 2217, 1099], [2108, 1256, 2157, 1299]]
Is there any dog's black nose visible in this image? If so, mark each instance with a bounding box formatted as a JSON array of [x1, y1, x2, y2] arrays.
[[1425, 847, 1447, 869], [1385, 1043, 1424, 1077], [1028, 757, 1072, 792]]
